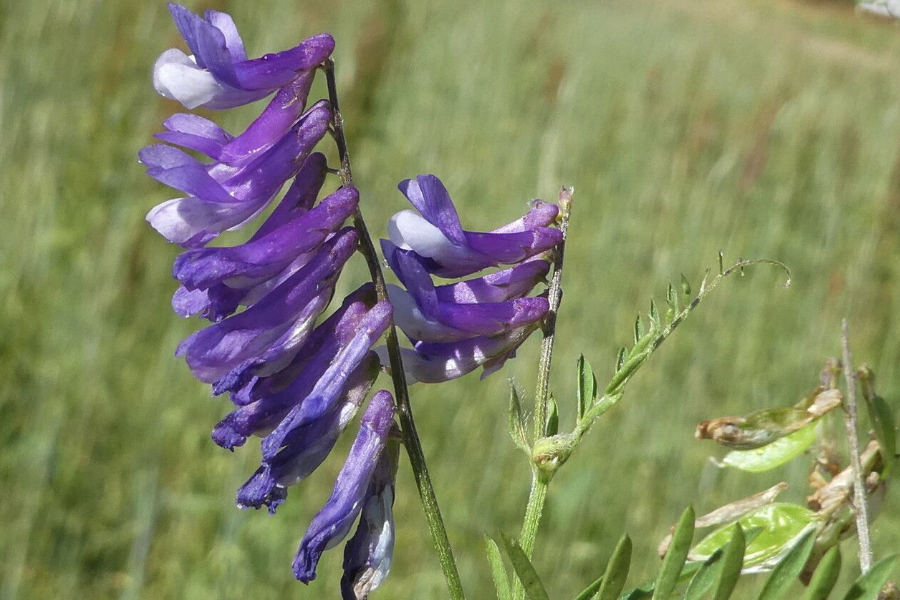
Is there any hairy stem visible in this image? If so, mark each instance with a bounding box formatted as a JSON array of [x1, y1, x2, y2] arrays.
[[513, 188, 572, 600], [841, 319, 873, 574], [323, 58, 466, 600]]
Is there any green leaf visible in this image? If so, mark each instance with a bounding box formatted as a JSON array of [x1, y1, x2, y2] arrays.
[[597, 534, 633, 600], [802, 546, 840, 600], [577, 355, 597, 420], [721, 424, 818, 473], [499, 533, 550, 600], [634, 315, 646, 345], [869, 394, 897, 461], [680, 274, 692, 308], [693, 504, 817, 570], [574, 575, 604, 600], [509, 384, 530, 454], [683, 549, 724, 600], [616, 347, 627, 372], [756, 528, 817, 600], [653, 506, 695, 600], [485, 536, 512, 600], [666, 283, 678, 322], [649, 300, 661, 334], [713, 524, 746, 600], [718, 251, 725, 275], [841, 554, 899, 600], [547, 395, 560, 437]]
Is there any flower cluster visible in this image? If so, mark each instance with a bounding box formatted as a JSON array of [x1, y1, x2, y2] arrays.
[[380, 175, 563, 383], [143, 5, 398, 596]]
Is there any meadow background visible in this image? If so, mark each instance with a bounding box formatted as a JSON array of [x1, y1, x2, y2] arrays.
[[2, 0, 900, 598]]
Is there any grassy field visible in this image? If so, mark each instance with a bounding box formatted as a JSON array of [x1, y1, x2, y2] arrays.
[[2, 0, 900, 598]]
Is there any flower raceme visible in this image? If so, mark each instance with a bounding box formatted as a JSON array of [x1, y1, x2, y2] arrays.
[[380, 175, 562, 383], [145, 4, 564, 596], [144, 5, 398, 597]]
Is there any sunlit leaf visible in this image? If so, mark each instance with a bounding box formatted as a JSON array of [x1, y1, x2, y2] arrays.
[[499, 533, 550, 600], [597, 534, 632, 600], [634, 315, 645, 345], [756, 528, 817, 600], [485, 536, 512, 600], [713, 524, 746, 600], [616, 347, 627, 372], [721, 425, 818, 473], [802, 546, 840, 600], [841, 554, 899, 600], [653, 506, 695, 600], [693, 504, 817, 570]]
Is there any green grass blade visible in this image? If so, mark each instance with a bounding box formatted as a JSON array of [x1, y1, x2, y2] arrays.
[[500, 532, 550, 600], [486, 535, 512, 600], [841, 554, 899, 600], [713, 524, 746, 600], [597, 534, 633, 600], [803, 546, 841, 600], [653, 506, 696, 600], [756, 528, 817, 600]]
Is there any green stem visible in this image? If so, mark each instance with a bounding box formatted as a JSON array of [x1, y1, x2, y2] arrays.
[[513, 188, 572, 600], [323, 58, 466, 600]]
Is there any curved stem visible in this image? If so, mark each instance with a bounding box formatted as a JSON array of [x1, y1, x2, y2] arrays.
[[323, 58, 466, 600], [513, 188, 572, 600]]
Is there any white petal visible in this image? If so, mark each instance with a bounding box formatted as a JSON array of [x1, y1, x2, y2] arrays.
[[387, 210, 476, 267], [152, 49, 224, 109], [146, 196, 252, 245]]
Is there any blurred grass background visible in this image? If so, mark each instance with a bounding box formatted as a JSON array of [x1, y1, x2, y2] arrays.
[[2, 0, 900, 597]]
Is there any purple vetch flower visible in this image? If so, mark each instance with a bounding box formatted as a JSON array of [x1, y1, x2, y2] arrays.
[[146, 6, 402, 594], [153, 3, 334, 110], [387, 175, 562, 278], [171, 152, 330, 321], [294, 390, 396, 583], [341, 429, 400, 600], [175, 229, 358, 384], [236, 351, 381, 513], [142, 101, 332, 247], [157, 72, 315, 167], [211, 289, 388, 450], [381, 174, 560, 382], [383, 240, 548, 342], [380, 324, 541, 384]]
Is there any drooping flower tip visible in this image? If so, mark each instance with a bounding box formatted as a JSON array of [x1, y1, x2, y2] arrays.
[[153, 3, 335, 109], [293, 390, 396, 583]]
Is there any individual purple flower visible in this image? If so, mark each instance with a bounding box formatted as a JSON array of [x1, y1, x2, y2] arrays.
[[341, 429, 400, 600], [211, 291, 391, 451], [153, 3, 334, 110], [157, 72, 316, 167], [381, 175, 560, 382], [236, 352, 381, 513], [387, 175, 562, 278], [381, 324, 540, 384], [175, 229, 358, 384], [143, 101, 332, 247], [294, 390, 396, 583], [171, 152, 330, 321]]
